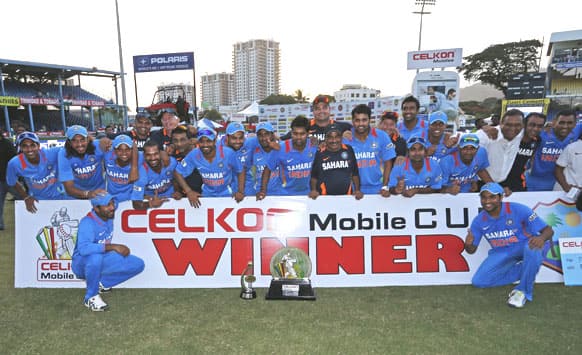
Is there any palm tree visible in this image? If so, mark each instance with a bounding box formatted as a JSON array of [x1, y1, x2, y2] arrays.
[[294, 89, 309, 104]]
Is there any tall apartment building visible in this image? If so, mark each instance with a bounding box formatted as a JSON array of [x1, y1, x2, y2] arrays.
[[201, 72, 234, 109], [233, 39, 280, 106]]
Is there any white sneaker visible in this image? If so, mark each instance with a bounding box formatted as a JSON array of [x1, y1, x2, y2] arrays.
[[85, 294, 109, 311], [507, 289, 526, 308], [99, 282, 112, 294]]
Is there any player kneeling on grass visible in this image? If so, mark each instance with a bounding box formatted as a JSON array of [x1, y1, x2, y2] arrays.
[[464, 182, 554, 308], [72, 193, 145, 311]]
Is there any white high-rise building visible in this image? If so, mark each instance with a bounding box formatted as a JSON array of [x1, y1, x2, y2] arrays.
[[201, 72, 234, 109], [233, 39, 280, 106]]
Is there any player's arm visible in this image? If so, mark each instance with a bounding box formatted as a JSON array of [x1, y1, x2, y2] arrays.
[[529, 225, 554, 250], [464, 229, 477, 254], [554, 165, 571, 192]]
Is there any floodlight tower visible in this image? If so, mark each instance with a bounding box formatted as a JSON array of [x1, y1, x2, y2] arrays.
[[413, 0, 436, 51]]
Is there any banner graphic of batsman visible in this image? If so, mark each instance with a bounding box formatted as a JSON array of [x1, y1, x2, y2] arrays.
[[35, 207, 79, 260]]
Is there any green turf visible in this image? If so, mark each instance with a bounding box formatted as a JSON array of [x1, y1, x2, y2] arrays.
[[1, 200, 581, 354]]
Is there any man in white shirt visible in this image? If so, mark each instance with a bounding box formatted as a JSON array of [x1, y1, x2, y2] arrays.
[[554, 138, 582, 198], [475, 109, 524, 195]]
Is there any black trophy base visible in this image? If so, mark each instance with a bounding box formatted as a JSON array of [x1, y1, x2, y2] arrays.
[[265, 279, 316, 300]]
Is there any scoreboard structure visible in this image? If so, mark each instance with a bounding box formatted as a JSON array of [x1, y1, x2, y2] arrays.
[[506, 72, 546, 99]]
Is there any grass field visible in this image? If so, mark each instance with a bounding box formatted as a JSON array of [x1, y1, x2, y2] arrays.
[[1, 200, 581, 354]]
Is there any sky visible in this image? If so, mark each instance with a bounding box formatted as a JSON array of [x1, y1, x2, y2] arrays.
[[2, 0, 581, 111]]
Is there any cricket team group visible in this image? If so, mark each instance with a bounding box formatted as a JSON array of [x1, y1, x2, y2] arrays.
[[4, 94, 582, 311]]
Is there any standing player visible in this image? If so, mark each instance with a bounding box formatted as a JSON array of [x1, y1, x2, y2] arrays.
[[257, 116, 317, 198], [104, 135, 141, 202], [526, 110, 581, 191], [439, 134, 492, 194], [388, 136, 443, 197], [121, 112, 153, 151], [309, 124, 362, 199], [131, 140, 181, 210], [249, 122, 283, 196], [58, 125, 108, 199], [343, 104, 395, 196], [464, 183, 554, 308], [397, 96, 427, 141], [7, 132, 70, 213], [175, 128, 245, 207], [72, 193, 145, 311]]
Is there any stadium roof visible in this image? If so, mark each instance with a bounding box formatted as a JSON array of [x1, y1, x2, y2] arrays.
[[546, 29, 582, 55], [0, 58, 120, 80]]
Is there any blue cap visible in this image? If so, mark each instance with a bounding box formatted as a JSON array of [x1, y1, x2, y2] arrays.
[[16, 131, 40, 146], [91, 192, 115, 207], [256, 122, 274, 133], [459, 134, 480, 148], [406, 135, 428, 149], [198, 128, 217, 141], [112, 134, 133, 149], [429, 111, 447, 125], [480, 182, 504, 195], [66, 125, 88, 140], [226, 122, 245, 135]]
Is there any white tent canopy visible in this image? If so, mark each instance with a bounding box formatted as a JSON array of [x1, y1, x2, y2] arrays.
[[237, 101, 259, 116]]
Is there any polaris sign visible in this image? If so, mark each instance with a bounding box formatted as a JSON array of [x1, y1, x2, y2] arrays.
[[133, 52, 194, 73]]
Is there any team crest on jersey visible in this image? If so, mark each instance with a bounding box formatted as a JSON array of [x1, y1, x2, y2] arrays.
[[440, 148, 447, 155], [218, 162, 224, 168], [506, 218, 514, 226], [341, 152, 348, 159], [166, 171, 172, 177], [371, 142, 377, 149], [89, 156, 96, 163], [309, 152, 313, 158]]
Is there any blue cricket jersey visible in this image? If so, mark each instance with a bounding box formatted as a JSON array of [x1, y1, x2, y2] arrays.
[[6, 147, 69, 200], [249, 144, 283, 195], [73, 211, 113, 258], [397, 119, 428, 141], [267, 140, 317, 196], [104, 151, 144, 202], [439, 148, 489, 193], [131, 157, 178, 200], [388, 157, 443, 191], [470, 202, 548, 249], [176, 144, 243, 197], [58, 141, 106, 191], [343, 127, 396, 193]]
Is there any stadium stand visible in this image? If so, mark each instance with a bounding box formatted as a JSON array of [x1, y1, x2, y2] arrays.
[[1, 58, 121, 136]]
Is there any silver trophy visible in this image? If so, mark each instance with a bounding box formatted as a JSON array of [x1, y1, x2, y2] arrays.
[[240, 261, 257, 300], [266, 247, 316, 300]]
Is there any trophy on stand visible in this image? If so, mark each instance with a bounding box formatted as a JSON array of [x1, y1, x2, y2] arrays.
[[265, 247, 316, 300], [240, 261, 257, 300]]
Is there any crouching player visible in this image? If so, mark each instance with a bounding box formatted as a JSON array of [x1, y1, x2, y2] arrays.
[[464, 183, 554, 308], [72, 193, 144, 311]]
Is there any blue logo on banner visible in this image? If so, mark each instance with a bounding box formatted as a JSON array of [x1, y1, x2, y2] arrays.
[[133, 52, 194, 73]]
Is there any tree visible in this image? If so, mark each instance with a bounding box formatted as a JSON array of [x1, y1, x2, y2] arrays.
[[259, 94, 297, 105], [201, 109, 222, 121], [293, 89, 309, 103], [458, 39, 542, 97]]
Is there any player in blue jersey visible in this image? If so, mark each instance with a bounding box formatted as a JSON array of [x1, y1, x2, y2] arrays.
[[220, 121, 260, 195], [6, 132, 70, 213], [310, 124, 362, 199], [526, 110, 581, 191], [58, 125, 108, 199], [388, 136, 443, 197], [343, 104, 395, 196], [397, 96, 428, 141], [175, 128, 245, 207], [72, 193, 145, 311], [104, 135, 143, 202], [131, 140, 181, 210], [257, 115, 317, 198], [426, 111, 458, 161], [249, 122, 283, 196], [464, 183, 554, 308], [439, 134, 492, 194]]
